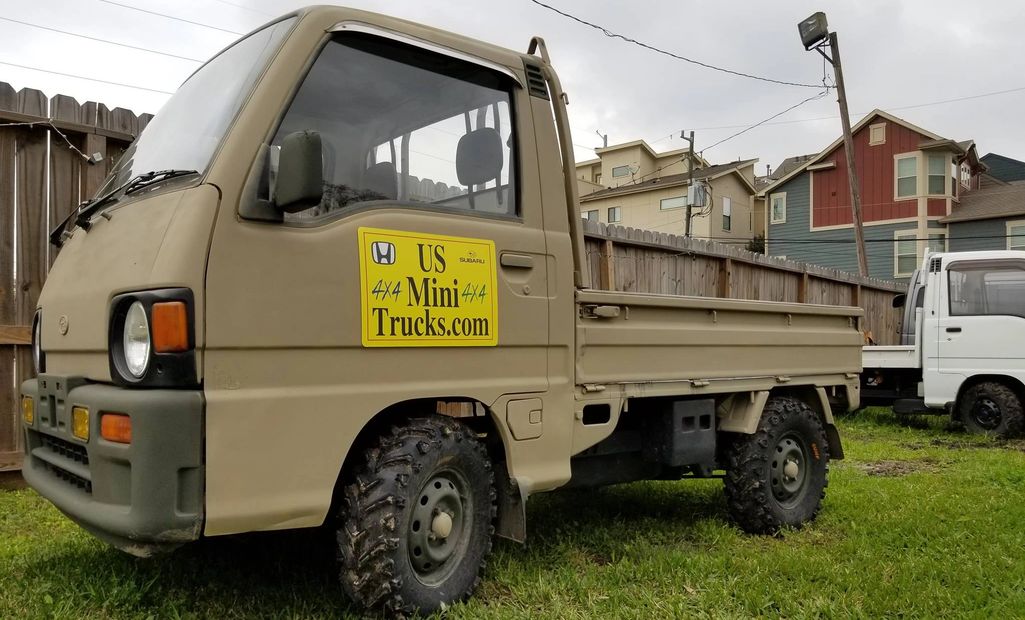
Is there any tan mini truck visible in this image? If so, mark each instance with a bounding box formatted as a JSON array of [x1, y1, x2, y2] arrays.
[[19, 6, 862, 615]]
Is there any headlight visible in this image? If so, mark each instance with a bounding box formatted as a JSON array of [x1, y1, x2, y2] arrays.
[[122, 301, 151, 378], [109, 289, 197, 387], [32, 311, 44, 375]]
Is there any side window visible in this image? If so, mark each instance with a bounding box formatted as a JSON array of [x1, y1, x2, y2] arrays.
[[949, 265, 1025, 318], [272, 33, 517, 222]]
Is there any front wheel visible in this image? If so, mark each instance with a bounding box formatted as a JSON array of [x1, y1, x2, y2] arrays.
[[724, 396, 830, 534], [337, 415, 496, 616], [959, 382, 1024, 438]]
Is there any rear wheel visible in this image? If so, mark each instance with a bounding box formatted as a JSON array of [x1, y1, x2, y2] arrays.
[[724, 396, 830, 534], [959, 382, 1024, 438], [337, 415, 496, 615]]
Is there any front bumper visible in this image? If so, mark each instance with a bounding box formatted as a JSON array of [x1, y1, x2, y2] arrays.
[[20, 375, 204, 556]]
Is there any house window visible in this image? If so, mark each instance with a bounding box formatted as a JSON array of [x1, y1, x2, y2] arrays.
[[594, 173, 602, 185], [895, 230, 918, 277], [960, 163, 971, 189], [583, 209, 598, 222], [927, 232, 946, 254], [928, 155, 946, 195], [612, 165, 630, 178], [660, 196, 687, 210], [896, 156, 917, 198], [608, 206, 621, 223], [869, 123, 886, 145], [769, 192, 786, 224], [722, 196, 732, 231], [1008, 221, 1025, 251]]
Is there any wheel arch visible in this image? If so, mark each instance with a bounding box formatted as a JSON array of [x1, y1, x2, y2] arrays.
[[769, 386, 844, 460], [717, 387, 843, 460], [953, 374, 1025, 419], [327, 396, 518, 535]]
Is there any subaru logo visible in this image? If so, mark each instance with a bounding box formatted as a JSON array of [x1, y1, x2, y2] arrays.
[[371, 241, 396, 265]]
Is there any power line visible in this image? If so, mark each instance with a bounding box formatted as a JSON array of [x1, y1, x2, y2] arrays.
[[0, 60, 174, 94], [703, 90, 831, 152], [686, 86, 1025, 133], [0, 15, 204, 62], [97, 0, 244, 36], [209, 0, 275, 17], [528, 0, 825, 89]]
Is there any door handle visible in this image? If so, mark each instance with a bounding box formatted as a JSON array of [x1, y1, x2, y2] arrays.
[[945, 327, 961, 333], [500, 253, 534, 269]]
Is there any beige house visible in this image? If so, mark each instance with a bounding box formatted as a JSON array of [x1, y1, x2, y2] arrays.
[[576, 139, 710, 197], [576, 141, 760, 243]]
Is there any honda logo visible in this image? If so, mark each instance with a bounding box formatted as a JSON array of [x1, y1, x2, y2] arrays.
[[371, 241, 396, 265]]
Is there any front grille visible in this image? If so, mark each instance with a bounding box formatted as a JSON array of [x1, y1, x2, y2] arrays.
[[40, 434, 89, 466], [40, 460, 92, 494], [33, 432, 92, 495]]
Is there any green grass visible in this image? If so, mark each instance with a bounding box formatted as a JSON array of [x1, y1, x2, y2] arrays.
[[3, 409, 1025, 618]]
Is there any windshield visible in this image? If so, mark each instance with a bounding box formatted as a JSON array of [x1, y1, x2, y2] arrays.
[[95, 17, 296, 196]]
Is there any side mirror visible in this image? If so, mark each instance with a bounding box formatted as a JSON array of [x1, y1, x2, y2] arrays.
[[274, 130, 323, 212], [892, 293, 907, 308]]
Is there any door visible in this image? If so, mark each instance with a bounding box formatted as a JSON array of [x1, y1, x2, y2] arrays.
[[933, 259, 1025, 406], [201, 30, 549, 535]]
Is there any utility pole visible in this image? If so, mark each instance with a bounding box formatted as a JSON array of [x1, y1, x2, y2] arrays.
[[800, 13, 868, 276], [595, 130, 608, 148], [682, 130, 696, 237]]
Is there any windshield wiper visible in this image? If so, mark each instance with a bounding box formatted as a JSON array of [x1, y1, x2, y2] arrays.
[[123, 169, 198, 196], [49, 169, 199, 248]]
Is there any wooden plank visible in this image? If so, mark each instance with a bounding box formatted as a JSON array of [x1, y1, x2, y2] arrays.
[[0, 450, 23, 473], [0, 124, 17, 459], [81, 133, 107, 199], [717, 257, 733, 298], [50, 94, 85, 261], [598, 238, 615, 290], [0, 325, 30, 345], [798, 270, 809, 303]]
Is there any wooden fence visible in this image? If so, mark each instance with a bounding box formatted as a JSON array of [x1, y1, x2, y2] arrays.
[[0, 82, 150, 471], [581, 220, 905, 343]]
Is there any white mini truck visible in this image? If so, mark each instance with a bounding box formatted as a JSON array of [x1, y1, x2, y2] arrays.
[[862, 250, 1025, 436]]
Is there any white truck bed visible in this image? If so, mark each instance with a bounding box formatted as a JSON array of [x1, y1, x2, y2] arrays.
[[862, 345, 919, 369]]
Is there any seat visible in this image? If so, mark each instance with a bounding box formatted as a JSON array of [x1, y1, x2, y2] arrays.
[[364, 161, 398, 199]]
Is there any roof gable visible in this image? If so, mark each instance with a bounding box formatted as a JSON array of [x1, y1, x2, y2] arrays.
[[758, 109, 955, 196]]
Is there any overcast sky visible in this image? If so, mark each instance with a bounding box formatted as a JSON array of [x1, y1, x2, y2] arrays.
[[3, 0, 1024, 174]]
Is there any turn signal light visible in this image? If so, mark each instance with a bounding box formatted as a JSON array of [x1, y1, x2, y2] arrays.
[[100, 413, 132, 444], [72, 406, 90, 441], [151, 301, 189, 353], [22, 397, 34, 425]]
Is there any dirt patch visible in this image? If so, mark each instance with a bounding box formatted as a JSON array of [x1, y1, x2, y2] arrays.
[[904, 437, 1025, 451], [0, 471, 27, 491], [857, 459, 939, 477]]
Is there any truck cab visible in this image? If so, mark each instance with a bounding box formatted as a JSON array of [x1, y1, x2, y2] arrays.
[[863, 250, 1025, 436]]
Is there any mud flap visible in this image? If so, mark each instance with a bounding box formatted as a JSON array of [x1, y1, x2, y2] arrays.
[[494, 463, 526, 543]]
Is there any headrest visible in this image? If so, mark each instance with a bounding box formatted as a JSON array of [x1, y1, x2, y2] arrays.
[[364, 161, 397, 199], [456, 127, 503, 187]]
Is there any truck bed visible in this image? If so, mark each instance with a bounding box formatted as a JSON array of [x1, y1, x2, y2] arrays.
[[576, 289, 863, 391], [862, 345, 919, 369]]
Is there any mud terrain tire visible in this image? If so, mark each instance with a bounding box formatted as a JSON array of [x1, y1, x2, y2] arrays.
[[724, 396, 830, 534], [337, 415, 496, 616]]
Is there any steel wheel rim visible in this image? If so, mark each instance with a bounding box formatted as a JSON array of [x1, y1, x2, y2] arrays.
[[770, 432, 809, 508], [971, 397, 1002, 431], [408, 470, 472, 586]]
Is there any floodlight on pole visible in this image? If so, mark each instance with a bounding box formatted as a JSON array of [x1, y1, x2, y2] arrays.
[[798, 12, 829, 51], [797, 12, 869, 277]]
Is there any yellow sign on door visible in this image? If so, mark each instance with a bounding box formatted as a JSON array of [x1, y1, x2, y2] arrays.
[[358, 227, 499, 347]]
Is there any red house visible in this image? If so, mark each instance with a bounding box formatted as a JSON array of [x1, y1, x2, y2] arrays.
[[760, 110, 986, 280]]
